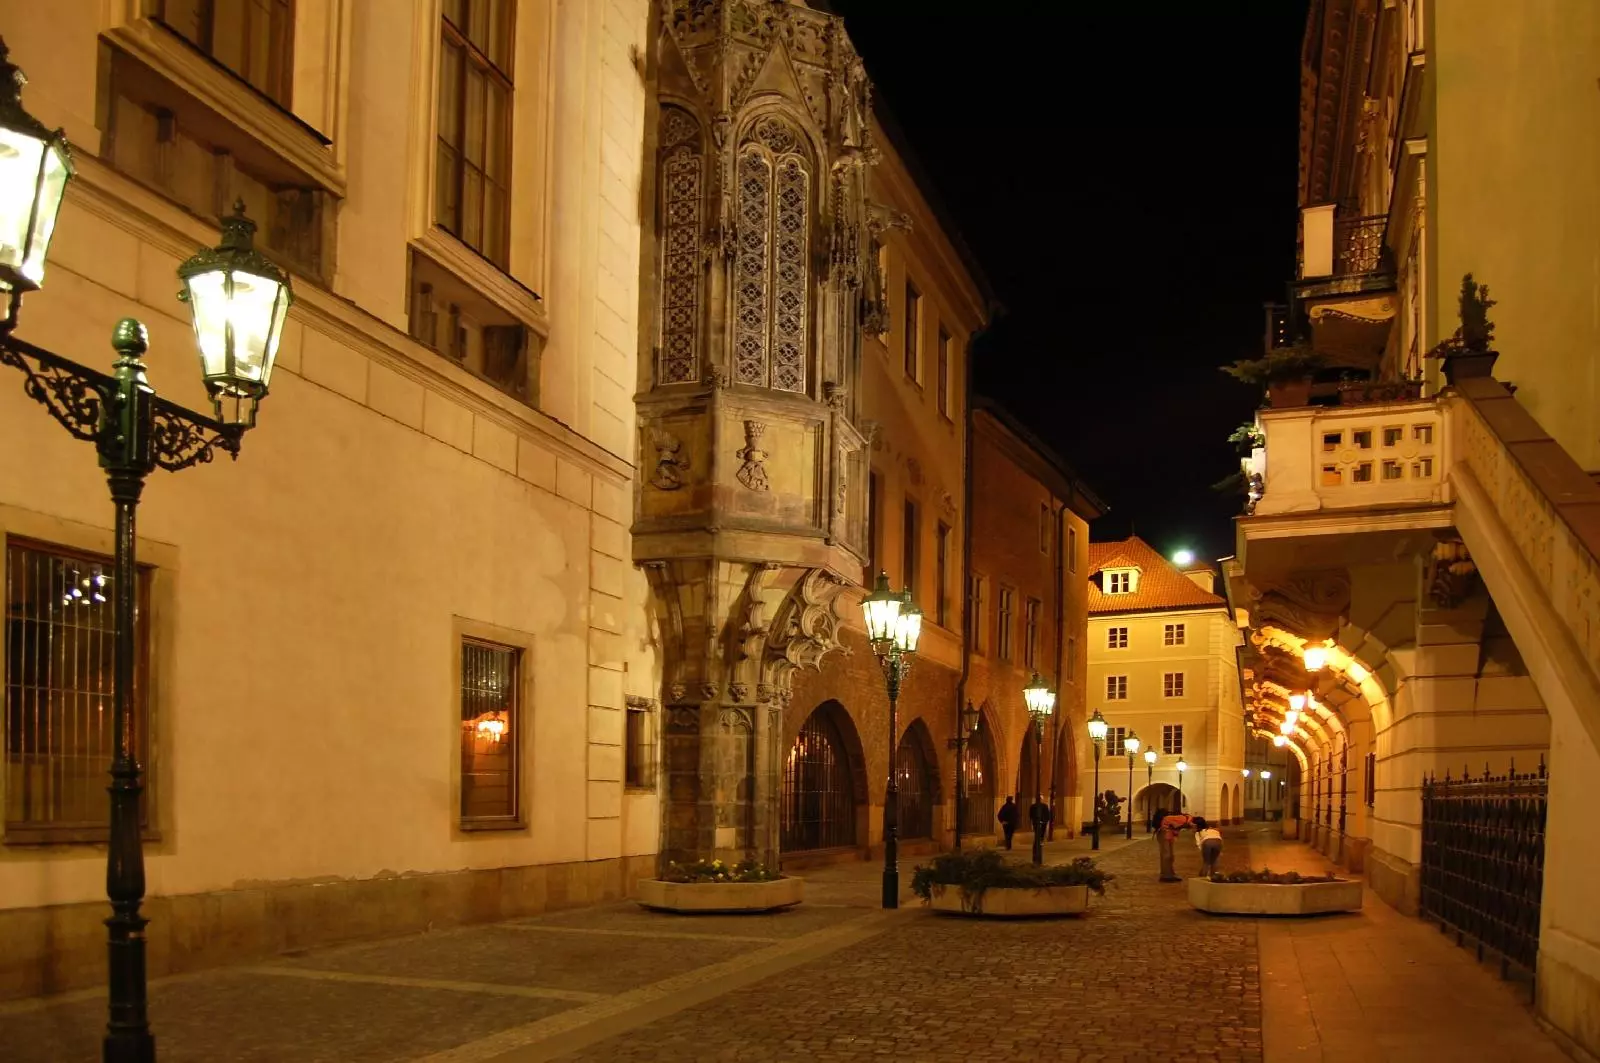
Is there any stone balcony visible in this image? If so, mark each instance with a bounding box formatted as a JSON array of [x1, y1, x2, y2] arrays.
[[1247, 398, 1450, 518]]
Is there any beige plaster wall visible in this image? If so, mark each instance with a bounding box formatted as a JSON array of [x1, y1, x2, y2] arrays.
[[0, 0, 658, 913]]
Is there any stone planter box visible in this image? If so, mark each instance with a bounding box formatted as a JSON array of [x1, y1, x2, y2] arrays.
[[635, 876, 803, 913], [1187, 876, 1363, 916], [926, 883, 1089, 917]]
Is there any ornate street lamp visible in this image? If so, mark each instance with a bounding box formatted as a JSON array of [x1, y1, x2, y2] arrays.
[[1022, 672, 1056, 865], [1176, 758, 1188, 810], [862, 573, 921, 909], [0, 45, 290, 1063], [1086, 708, 1108, 850], [1143, 747, 1157, 832], [1302, 641, 1330, 672], [951, 700, 980, 849], [1122, 731, 1140, 839]]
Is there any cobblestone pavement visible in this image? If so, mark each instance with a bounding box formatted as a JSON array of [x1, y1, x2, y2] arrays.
[[0, 827, 1571, 1062]]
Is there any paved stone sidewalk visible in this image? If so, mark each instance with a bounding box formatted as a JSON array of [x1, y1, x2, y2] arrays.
[[0, 827, 1573, 1062]]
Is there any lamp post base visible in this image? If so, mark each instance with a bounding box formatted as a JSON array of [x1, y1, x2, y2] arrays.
[[882, 869, 899, 910]]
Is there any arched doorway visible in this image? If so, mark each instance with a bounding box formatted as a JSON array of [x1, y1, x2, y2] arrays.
[[960, 719, 997, 836], [1137, 782, 1183, 827], [1232, 783, 1244, 823], [1016, 722, 1041, 806], [781, 703, 861, 852], [896, 719, 938, 840]]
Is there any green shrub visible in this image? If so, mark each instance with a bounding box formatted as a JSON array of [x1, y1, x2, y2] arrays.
[[659, 859, 782, 884], [1208, 867, 1340, 885], [910, 848, 1112, 908]]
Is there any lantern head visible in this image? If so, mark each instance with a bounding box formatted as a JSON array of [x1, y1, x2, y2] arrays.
[[0, 41, 73, 310]]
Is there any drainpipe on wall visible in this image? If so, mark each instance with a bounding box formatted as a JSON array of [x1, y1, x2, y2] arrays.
[[954, 330, 977, 851], [1049, 497, 1066, 840]]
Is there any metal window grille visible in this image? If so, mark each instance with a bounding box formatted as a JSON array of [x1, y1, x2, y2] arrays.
[[895, 736, 933, 840], [1421, 761, 1547, 988], [781, 709, 856, 852], [959, 725, 995, 835], [460, 638, 519, 825], [4, 540, 151, 841]]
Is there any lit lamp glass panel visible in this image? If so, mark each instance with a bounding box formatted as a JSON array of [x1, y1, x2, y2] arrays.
[[0, 121, 70, 293]]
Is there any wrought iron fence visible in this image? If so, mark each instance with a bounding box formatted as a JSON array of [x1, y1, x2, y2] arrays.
[[1420, 760, 1547, 988]]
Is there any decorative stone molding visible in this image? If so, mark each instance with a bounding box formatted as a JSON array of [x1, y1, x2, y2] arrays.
[[736, 420, 770, 491], [648, 426, 690, 490], [1253, 571, 1351, 642], [1426, 539, 1479, 609]]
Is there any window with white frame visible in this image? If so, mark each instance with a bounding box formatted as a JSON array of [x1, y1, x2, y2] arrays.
[[1106, 726, 1127, 758], [1162, 724, 1184, 755], [1163, 672, 1184, 698], [1104, 568, 1136, 594], [1106, 675, 1128, 701], [1106, 626, 1128, 649], [1163, 622, 1185, 646]]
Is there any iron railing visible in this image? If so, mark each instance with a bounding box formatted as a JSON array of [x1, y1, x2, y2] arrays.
[[1334, 214, 1389, 276], [1421, 761, 1547, 988], [781, 709, 858, 852]]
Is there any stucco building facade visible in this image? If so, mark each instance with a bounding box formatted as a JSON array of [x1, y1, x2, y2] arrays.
[[1085, 539, 1244, 829]]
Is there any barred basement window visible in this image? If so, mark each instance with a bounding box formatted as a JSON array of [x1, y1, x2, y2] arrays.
[[460, 638, 520, 826], [158, 0, 295, 106], [625, 697, 657, 791], [4, 540, 152, 843]]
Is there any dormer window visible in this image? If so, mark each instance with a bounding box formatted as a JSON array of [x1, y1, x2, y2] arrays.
[[1104, 567, 1139, 594]]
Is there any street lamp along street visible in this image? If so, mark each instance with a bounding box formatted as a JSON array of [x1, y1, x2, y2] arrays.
[[1122, 731, 1140, 838], [1022, 672, 1056, 865], [861, 573, 921, 910], [0, 40, 292, 1063], [1086, 708, 1108, 851], [1142, 746, 1158, 833]]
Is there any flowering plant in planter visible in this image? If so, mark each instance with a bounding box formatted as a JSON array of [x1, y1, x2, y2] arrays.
[[1208, 868, 1340, 884], [910, 849, 1112, 906], [659, 859, 783, 884]]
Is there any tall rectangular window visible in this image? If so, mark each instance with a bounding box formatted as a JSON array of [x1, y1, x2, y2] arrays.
[[997, 587, 1015, 661], [1162, 724, 1184, 755], [1069, 526, 1077, 572], [1038, 503, 1051, 553], [1105, 675, 1128, 701], [4, 541, 151, 842], [902, 498, 919, 597], [935, 522, 951, 628], [1163, 623, 1186, 646], [460, 638, 520, 826], [867, 471, 881, 575], [904, 282, 921, 380], [1066, 634, 1076, 675], [1023, 598, 1041, 668], [160, 0, 295, 105], [436, 0, 516, 268], [968, 574, 987, 654], [625, 698, 657, 791], [1106, 726, 1127, 758], [937, 326, 952, 417], [1163, 672, 1185, 698]]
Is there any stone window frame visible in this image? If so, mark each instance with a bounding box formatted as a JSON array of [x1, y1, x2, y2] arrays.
[[1022, 596, 1041, 668], [1106, 625, 1128, 650], [996, 585, 1015, 662], [1162, 723, 1184, 756], [1105, 674, 1127, 701], [624, 695, 658, 793], [0, 505, 179, 849], [1162, 671, 1185, 698], [451, 616, 535, 835], [967, 573, 987, 655], [1163, 622, 1185, 647], [903, 281, 922, 384], [405, 0, 553, 340]]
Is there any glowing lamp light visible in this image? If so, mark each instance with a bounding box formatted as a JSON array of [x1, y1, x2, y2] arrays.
[[1273, 735, 1287, 747], [1289, 693, 1306, 712], [0, 41, 73, 304], [1023, 671, 1056, 720], [861, 571, 902, 644], [1260, 769, 1272, 780], [1143, 748, 1158, 766], [1280, 719, 1295, 736], [475, 712, 508, 743], [177, 201, 294, 427], [892, 589, 923, 654], [1086, 707, 1108, 743], [1176, 759, 1187, 774], [1172, 549, 1195, 566], [1242, 768, 1251, 778], [1124, 732, 1141, 757], [1302, 641, 1330, 672]]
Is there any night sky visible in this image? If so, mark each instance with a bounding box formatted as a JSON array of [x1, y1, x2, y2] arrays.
[[829, 1, 1310, 564]]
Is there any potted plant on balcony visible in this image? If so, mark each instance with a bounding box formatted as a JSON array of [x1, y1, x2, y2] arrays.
[[1427, 273, 1498, 383], [636, 858, 804, 913], [1227, 422, 1266, 454], [1221, 343, 1326, 408], [911, 849, 1112, 917]]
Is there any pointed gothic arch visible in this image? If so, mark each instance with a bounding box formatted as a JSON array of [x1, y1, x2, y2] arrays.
[[961, 708, 998, 836], [781, 700, 865, 853], [896, 717, 940, 841]]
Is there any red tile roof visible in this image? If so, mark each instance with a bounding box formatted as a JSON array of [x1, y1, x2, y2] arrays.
[[1086, 537, 1227, 616]]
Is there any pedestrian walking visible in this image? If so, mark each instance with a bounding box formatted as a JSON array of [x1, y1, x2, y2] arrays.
[[1194, 817, 1223, 878], [1028, 797, 1051, 839], [1155, 808, 1194, 881], [997, 796, 1019, 849]]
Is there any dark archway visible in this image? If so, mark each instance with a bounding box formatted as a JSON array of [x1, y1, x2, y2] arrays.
[[1016, 720, 1043, 806], [781, 701, 863, 853], [895, 718, 939, 840], [961, 714, 997, 835]]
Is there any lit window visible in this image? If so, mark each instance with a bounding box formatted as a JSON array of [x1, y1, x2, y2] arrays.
[[1353, 462, 1374, 483], [1163, 623, 1185, 646], [460, 637, 520, 826], [1106, 675, 1128, 701], [1107, 626, 1128, 650], [1163, 723, 1184, 755], [1322, 432, 1342, 452], [1321, 465, 1342, 487], [1163, 672, 1185, 698]]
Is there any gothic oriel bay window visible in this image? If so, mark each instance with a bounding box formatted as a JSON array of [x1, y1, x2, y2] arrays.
[[4, 541, 151, 842], [734, 117, 811, 392], [159, 0, 295, 105], [657, 107, 704, 384], [437, 0, 516, 268], [459, 638, 520, 826]]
